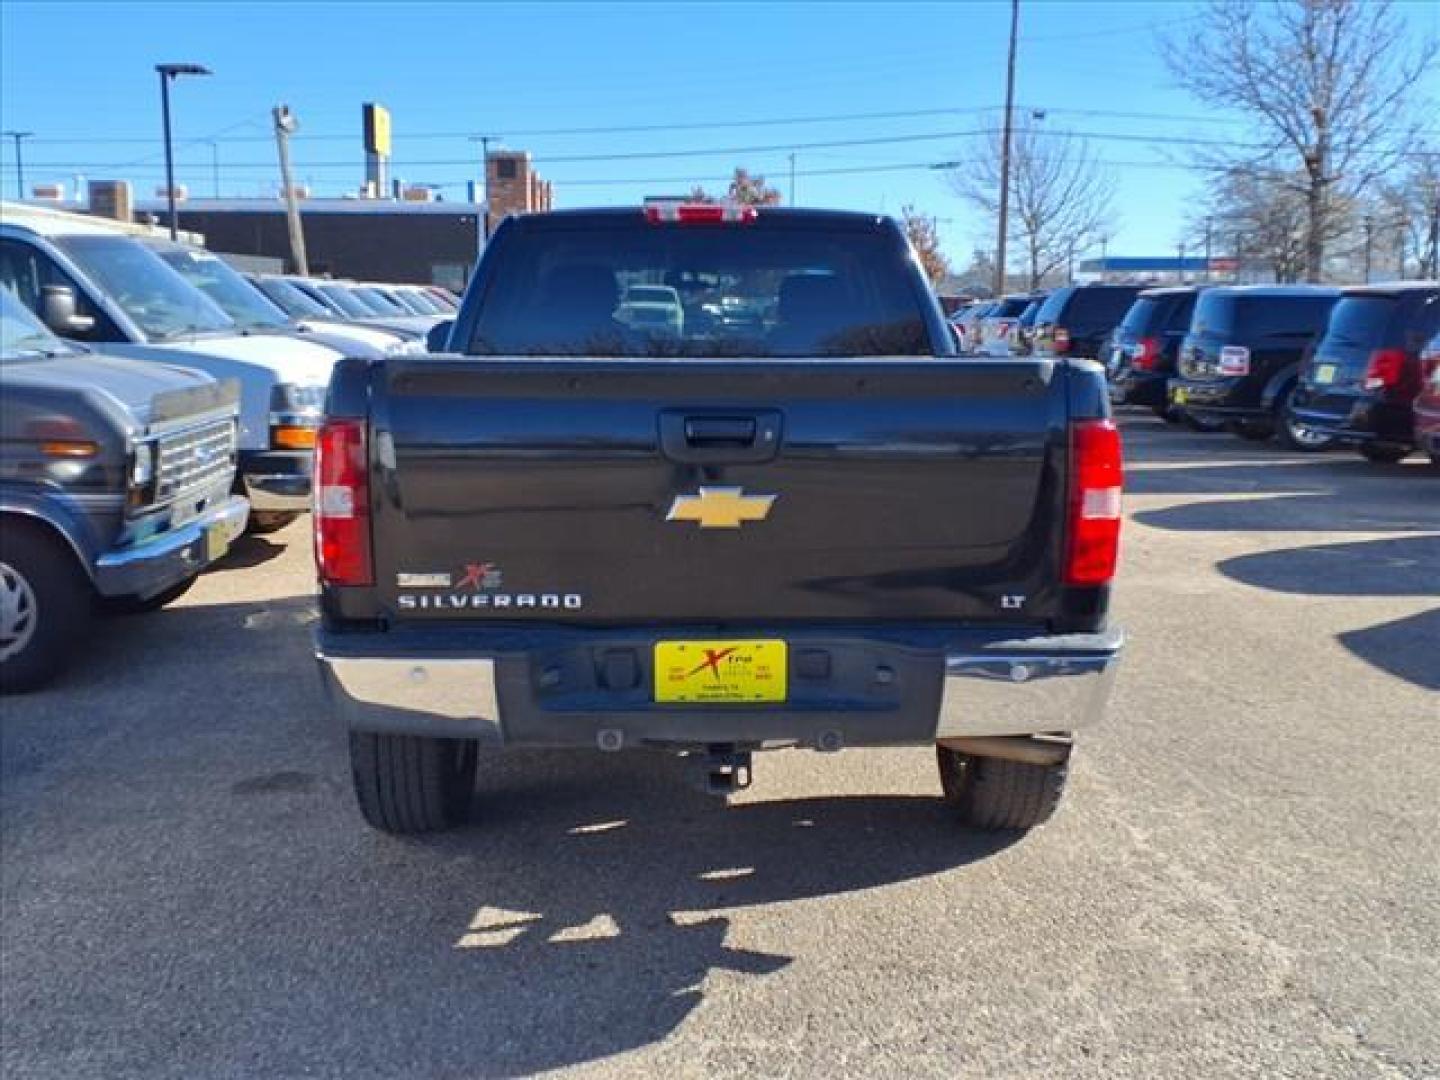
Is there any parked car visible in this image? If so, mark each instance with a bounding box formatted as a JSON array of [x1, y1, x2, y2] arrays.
[[1107, 286, 1204, 418], [1412, 329, 1440, 470], [617, 284, 685, 337], [951, 301, 992, 354], [976, 293, 1037, 356], [246, 272, 422, 351], [1169, 285, 1340, 449], [1288, 283, 1440, 463], [0, 202, 338, 534], [292, 278, 437, 338], [314, 202, 1124, 836], [1011, 294, 1048, 357], [141, 240, 416, 360], [1, 286, 248, 691], [1030, 284, 1145, 361]]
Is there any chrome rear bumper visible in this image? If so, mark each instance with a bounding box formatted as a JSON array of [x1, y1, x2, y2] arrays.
[[317, 628, 1123, 748]]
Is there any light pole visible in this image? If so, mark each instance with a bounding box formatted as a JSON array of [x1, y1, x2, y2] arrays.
[[1203, 216, 1213, 283], [1362, 214, 1374, 283], [2, 131, 33, 200], [469, 135, 499, 241], [155, 63, 211, 239], [995, 0, 1021, 297]]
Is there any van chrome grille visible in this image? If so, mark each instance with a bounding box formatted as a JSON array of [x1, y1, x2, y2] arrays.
[[154, 418, 236, 503]]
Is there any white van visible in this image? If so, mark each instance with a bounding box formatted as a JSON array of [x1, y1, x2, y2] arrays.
[[0, 202, 339, 532]]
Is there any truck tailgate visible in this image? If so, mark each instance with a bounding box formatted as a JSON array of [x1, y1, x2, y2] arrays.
[[370, 358, 1070, 626]]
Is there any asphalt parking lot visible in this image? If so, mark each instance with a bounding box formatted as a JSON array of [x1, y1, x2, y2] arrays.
[[2, 415, 1437, 1079]]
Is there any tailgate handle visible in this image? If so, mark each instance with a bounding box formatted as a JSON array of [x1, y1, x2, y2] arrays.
[[685, 417, 756, 446], [659, 410, 782, 464]]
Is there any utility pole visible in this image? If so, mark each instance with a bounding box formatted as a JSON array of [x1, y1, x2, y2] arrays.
[[155, 63, 210, 240], [1362, 214, 1374, 283], [1177, 241, 1186, 284], [206, 140, 220, 198], [1428, 192, 1440, 278], [469, 135, 498, 241], [995, 0, 1020, 297], [272, 105, 309, 276], [2, 131, 32, 199], [789, 152, 796, 206], [1233, 231, 1245, 284], [1203, 217, 1213, 283]]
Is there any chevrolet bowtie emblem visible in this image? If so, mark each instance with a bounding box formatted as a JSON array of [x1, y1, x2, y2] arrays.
[[666, 486, 776, 529]]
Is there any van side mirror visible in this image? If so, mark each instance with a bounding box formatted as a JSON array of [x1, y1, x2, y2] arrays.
[[41, 285, 96, 336], [426, 319, 455, 353]]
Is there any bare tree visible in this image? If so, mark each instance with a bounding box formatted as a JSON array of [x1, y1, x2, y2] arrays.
[[689, 167, 783, 207], [1163, 0, 1438, 282], [1199, 167, 1311, 283], [949, 124, 1115, 289], [900, 205, 951, 286], [1380, 148, 1440, 278]]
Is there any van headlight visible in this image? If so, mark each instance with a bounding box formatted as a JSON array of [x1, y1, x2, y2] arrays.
[[269, 382, 327, 449]]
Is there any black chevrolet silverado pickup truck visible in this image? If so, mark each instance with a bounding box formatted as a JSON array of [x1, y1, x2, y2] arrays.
[[314, 203, 1125, 835]]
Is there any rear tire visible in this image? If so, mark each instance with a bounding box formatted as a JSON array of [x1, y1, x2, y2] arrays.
[[349, 732, 479, 834], [1182, 412, 1225, 433], [0, 523, 93, 693], [248, 510, 300, 535], [937, 745, 1069, 831], [1359, 442, 1411, 464]]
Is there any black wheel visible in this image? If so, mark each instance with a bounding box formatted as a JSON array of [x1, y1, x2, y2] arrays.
[[1152, 403, 1179, 422], [248, 511, 301, 535], [349, 732, 479, 834], [1359, 442, 1411, 464], [0, 522, 93, 693], [936, 745, 1069, 831], [1274, 385, 1334, 452], [101, 574, 197, 615], [1430, 451, 1440, 473]]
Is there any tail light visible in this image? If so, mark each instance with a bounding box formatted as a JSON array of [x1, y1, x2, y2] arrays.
[[1053, 327, 1071, 354], [1131, 337, 1161, 371], [1422, 346, 1440, 390], [1362, 348, 1409, 394], [314, 418, 373, 587], [1064, 419, 1124, 587], [644, 199, 757, 224], [1218, 345, 1251, 376]]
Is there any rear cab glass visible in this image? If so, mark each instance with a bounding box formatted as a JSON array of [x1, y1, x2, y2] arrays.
[[464, 216, 936, 357]]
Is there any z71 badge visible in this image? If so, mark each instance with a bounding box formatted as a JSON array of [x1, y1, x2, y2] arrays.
[[396, 561, 582, 613]]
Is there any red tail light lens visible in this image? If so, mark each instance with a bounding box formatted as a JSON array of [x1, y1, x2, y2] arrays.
[[1362, 348, 1408, 393], [1053, 327, 1071, 354], [1064, 419, 1124, 587], [1132, 337, 1161, 371], [314, 418, 373, 587]]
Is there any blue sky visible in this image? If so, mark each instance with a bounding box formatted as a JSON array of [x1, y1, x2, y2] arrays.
[[3, 0, 1437, 266]]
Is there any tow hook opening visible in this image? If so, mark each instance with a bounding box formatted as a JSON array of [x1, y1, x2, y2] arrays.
[[689, 744, 753, 797]]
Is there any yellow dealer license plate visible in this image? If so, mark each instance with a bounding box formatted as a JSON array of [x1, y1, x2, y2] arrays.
[[1315, 363, 1338, 385], [654, 640, 788, 704], [1172, 386, 1190, 404], [204, 520, 232, 563]]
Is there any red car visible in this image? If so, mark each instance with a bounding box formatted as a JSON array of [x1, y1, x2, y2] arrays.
[[1413, 328, 1440, 470]]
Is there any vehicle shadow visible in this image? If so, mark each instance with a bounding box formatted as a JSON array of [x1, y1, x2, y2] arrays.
[[1216, 534, 1440, 597], [1131, 492, 1437, 533], [1338, 608, 1440, 692], [207, 532, 291, 572], [1, 594, 1016, 1078]]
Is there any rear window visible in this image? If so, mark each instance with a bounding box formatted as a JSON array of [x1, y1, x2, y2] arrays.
[[1119, 292, 1198, 336], [991, 297, 1030, 318], [1321, 297, 1396, 349], [1193, 292, 1337, 340], [1034, 288, 1074, 325], [465, 221, 932, 357], [1060, 287, 1143, 327]]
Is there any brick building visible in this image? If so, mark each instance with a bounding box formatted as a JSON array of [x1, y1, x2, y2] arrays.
[[486, 150, 553, 221]]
